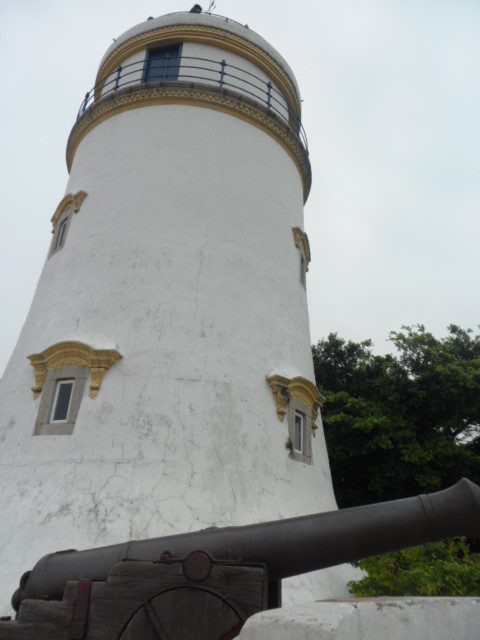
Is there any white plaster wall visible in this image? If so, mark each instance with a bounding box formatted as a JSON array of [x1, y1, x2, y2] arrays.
[[100, 42, 289, 122], [239, 598, 480, 639], [0, 104, 356, 613]]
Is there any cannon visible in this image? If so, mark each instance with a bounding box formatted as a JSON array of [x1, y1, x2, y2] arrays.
[[1, 478, 480, 640]]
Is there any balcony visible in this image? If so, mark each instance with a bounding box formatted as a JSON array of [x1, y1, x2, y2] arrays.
[[76, 55, 308, 153]]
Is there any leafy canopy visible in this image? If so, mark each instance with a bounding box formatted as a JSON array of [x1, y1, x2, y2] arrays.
[[312, 324, 480, 508], [312, 325, 480, 597]]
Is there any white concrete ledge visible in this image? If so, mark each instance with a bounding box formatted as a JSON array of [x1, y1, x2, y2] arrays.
[[239, 598, 480, 639]]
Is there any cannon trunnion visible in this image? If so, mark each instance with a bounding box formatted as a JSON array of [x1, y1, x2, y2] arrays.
[[1, 479, 480, 640]]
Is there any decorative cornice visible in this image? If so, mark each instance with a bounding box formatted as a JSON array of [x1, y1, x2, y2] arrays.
[[51, 191, 87, 230], [292, 227, 311, 270], [266, 374, 325, 435], [95, 24, 301, 118], [27, 341, 122, 399], [67, 83, 311, 202]]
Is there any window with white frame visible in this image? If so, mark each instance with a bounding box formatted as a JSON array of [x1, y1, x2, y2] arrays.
[[50, 380, 74, 423], [294, 410, 304, 453], [287, 400, 312, 464]]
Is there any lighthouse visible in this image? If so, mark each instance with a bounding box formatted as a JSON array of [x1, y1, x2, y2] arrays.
[[0, 8, 356, 610]]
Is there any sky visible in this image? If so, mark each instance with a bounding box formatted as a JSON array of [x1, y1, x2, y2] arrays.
[[1, 0, 479, 375]]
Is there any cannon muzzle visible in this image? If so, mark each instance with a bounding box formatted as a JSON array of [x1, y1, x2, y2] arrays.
[[13, 478, 480, 610]]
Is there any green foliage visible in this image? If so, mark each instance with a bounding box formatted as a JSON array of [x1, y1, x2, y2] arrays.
[[312, 325, 480, 508], [348, 538, 480, 597], [312, 325, 480, 596]]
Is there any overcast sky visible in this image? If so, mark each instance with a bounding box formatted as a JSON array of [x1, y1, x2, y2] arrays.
[[1, 0, 479, 375]]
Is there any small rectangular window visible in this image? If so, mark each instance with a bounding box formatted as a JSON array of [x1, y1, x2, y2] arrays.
[[51, 380, 74, 423], [300, 255, 306, 289], [144, 44, 181, 83], [294, 411, 304, 453], [55, 218, 69, 250]]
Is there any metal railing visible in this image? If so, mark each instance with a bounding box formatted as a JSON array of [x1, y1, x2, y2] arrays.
[[77, 56, 308, 152]]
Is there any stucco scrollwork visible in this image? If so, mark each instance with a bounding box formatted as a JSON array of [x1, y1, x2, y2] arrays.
[[292, 227, 311, 271], [51, 191, 87, 230], [267, 374, 325, 436], [27, 341, 122, 399], [266, 374, 291, 422]]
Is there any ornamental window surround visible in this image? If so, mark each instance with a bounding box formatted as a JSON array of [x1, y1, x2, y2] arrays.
[[49, 191, 87, 257], [292, 227, 311, 290], [28, 341, 122, 436], [266, 374, 325, 465], [50, 211, 72, 256]]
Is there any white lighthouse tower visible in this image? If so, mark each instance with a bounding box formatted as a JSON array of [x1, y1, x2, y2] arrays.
[[0, 8, 356, 611]]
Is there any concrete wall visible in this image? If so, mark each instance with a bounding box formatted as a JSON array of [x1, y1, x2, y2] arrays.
[[239, 598, 480, 639], [0, 103, 357, 613]]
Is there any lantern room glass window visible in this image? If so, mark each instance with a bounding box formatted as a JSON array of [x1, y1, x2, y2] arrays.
[[144, 44, 182, 83], [50, 380, 74, 423]]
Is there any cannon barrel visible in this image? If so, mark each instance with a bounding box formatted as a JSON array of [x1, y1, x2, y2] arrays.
[[13, 478, 480, 610]]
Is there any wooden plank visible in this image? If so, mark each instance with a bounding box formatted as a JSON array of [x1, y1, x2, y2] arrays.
[[13, 600, 72, 626], [107, 561, 267, 610]]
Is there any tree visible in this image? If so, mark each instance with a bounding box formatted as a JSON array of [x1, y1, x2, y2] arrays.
[[313, 326, 480, 596], [312, 325, 480, 509], [348, 538, 480, 597]]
